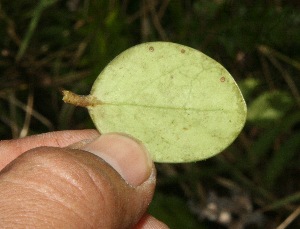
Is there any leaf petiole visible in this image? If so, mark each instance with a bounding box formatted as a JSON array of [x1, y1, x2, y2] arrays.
[[62, 90, 102, 107]]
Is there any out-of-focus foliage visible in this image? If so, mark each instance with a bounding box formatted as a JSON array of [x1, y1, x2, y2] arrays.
[[0, 0, 299, 228]]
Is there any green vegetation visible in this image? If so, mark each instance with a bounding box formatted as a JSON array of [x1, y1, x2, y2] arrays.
[[1, 1, 299, 228]]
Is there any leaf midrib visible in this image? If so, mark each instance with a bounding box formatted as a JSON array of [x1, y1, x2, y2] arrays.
[[100, 102, 233, 112]]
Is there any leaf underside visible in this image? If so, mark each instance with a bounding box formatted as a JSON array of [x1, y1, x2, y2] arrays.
[[88, 42, 247, 163]]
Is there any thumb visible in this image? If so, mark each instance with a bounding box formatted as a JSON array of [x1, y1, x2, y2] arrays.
[[0, 133, 156, 228]]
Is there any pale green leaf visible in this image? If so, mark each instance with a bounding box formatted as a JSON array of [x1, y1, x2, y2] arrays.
[[88, 42, 247, 163]]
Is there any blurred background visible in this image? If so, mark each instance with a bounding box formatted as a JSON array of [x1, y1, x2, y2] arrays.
[[0, 0, 299, 228]]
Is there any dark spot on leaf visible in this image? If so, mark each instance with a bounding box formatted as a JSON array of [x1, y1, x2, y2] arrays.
[[149, 46, 154, 52], [220, 76, 225, 82], [181, 49, 185, 53]]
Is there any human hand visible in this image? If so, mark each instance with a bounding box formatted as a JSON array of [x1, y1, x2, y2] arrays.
[[0, 130, 168, 228]]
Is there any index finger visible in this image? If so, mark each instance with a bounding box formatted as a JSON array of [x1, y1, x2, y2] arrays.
[[0, 129, 99, 171]]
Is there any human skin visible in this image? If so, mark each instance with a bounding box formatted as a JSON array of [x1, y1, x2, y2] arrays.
[[0, 130, 169, 228]]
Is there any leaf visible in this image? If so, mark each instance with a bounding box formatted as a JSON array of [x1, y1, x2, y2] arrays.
[[63, 42, 246, 162], [85, 42, 246, 163], [247, 91, 294, 127]]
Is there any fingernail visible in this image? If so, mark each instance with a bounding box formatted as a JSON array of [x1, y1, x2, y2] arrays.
[[80, 133, 153, 186]]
